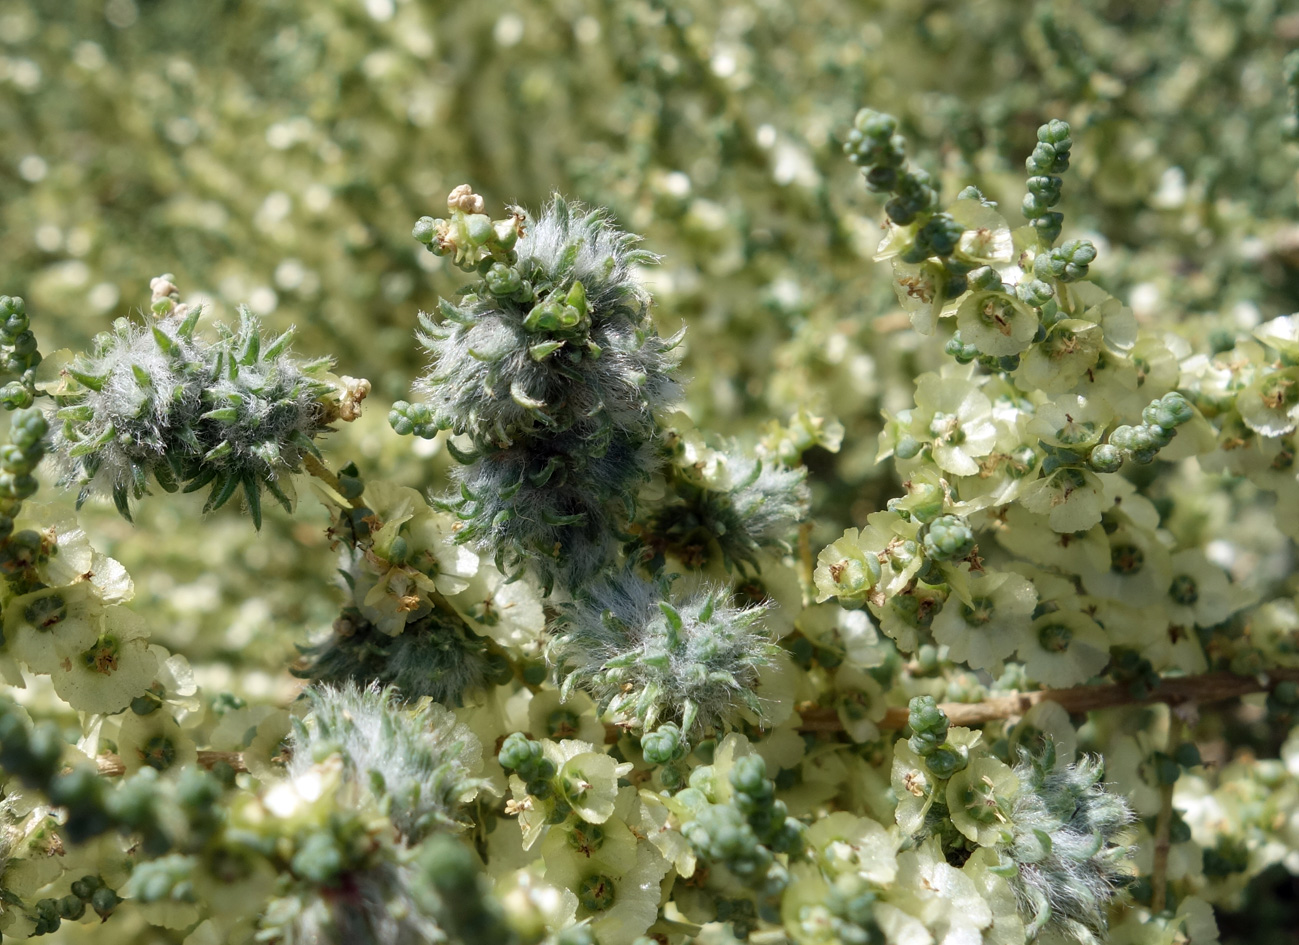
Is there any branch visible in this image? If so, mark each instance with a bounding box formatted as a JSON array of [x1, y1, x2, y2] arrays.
[[96, 749, 247, 777], [796, 668, 1299, 732], [91, 669, 1299, 775]]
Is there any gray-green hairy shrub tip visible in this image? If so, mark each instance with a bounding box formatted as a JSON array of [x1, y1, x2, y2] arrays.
[[649, 439, 810, 574], [395, 189, 682, 591], [290, 683, 486, 843], [550, 568, 778, 735], [51, 277, 365, 527], [294, 598, 495, 709], [1002, 742, 1136, 942]]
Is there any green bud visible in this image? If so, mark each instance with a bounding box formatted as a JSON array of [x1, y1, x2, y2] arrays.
[[1088, 443, 1124, 473], [922, 514, 976, 561], [642, 722, 687, 766], [925, 743, 968, 779]]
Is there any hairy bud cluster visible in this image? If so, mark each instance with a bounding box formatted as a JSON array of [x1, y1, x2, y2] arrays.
[[550, 569, 777, 735], [1004, 745, 1136, 942], [290, 683, 485, 844], [51, 282, 362, 527], [395, 191, 682, 590]]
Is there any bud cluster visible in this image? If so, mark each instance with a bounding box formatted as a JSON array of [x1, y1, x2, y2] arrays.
[[0, 295, 40, 409], [395, 190, 682, 590], [1022, 119, 1074, 246], [52, 279, 363, 527], [550, 569, 777, 735]]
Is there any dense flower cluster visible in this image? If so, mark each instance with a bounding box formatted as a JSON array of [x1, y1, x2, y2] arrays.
[[50, 277, 366, 526], [393, 190, 682, 590], [2, 16, 1299, 943]]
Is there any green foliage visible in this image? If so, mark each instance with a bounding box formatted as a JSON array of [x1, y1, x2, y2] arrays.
[[2, 4, 1299, 945], [51, 278, 358, 526], [551, 568, 778, 735]]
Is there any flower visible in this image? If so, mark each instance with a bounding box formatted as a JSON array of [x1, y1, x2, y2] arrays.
[[932, 568, 1037, 673], [911, 370, 999, 477], [115, 712, 196, 775], [1076, 523, 1173, 608], [946, 756, 1019, 847], [1017, 610, 1110, 688], [50, 608, 159, 715]]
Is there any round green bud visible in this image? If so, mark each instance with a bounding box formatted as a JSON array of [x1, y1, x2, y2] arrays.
[[90, 886, 121, 918], [1037, 119, 1073, 150], [925, 743, 968, 779], [1018, 279, 1055, 307], [967, 267, 1002, 292], [1157, 392, 1193, 427], [729, 754, 770, 799], [1089, 443, 1124, 473], [922, 514, 976, 561], [641, 722, 686, 766], [412, 216, 439, 245], [498, 731, 542, 774], [0, 382, 33, 409], [907, 695, 949, 750], [895, 436, 922, 460], [484, 262, 524, 297], [71, 875, 103, 901]]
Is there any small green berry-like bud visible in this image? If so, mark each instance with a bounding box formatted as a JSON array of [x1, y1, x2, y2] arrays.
[[967, 266, 1002, 292], [498, 731, 542, 774], [1026, 175, 1063, 205], [70, 875, 104, 901], [412, 215, 440, 245], [642, 722, 687, 766], [91, 886, 121, 918], [1089, 443, 1124, 473], [1174, 742, 1202, 769], [0, 382, 33, 409], [925, 743, 968, 779], [907, 695, 950, 756], [484, 262, 524, 297], [1038, 119, 1073, 150], [922, 514, 976, 561], [729, 753, 770, 799], [944, 333, 979, 364], [1017, 279, 1055, 307], [1156, 392, 1193, 428], [1030, 212, 1064, 245]]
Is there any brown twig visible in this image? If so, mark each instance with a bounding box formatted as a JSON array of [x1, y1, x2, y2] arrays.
[[92, 669, 1298, 775], [97, 749, 247, 777], [796, 668, 1299, 732]]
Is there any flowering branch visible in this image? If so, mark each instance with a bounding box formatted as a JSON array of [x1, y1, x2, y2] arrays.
[[797, 668, 1299, 732]]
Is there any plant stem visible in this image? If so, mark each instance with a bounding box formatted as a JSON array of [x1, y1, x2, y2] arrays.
[[796, 668, 1299, 731], [97, 749, 247, 777], [303, 452, 362, 509]]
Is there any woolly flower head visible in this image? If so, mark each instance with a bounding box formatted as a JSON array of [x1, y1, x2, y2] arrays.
[[294, 606, 495, 709], [411, 194, 681, 449], [550, 569, 778, 735], [651, 429, 810, 572], [1003, 742, 1136, 943], [396, 192, 683, 590], [52, 284, 361, 526], [290, 683, 485, 843], [260, 838, 511, 945], [447, 432, 656, 592]]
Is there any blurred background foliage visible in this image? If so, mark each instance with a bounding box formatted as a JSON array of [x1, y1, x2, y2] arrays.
[[2, 4, 1299, 928], [2, 1, 1299, 941], [3, 0, 1296, 663]]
